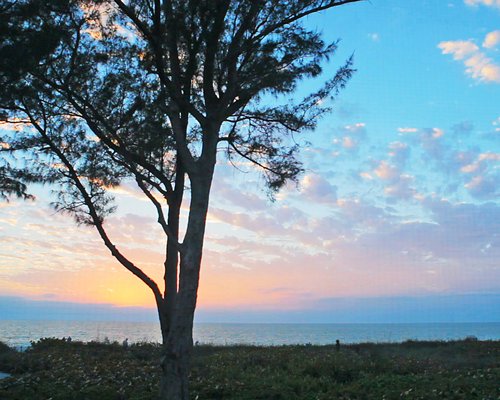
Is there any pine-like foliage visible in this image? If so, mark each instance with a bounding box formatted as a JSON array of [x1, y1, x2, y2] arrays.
[[1, 0, 356, 216]]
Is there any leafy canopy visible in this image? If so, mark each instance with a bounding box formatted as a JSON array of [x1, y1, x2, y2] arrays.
[[0, 0, 355, 221]]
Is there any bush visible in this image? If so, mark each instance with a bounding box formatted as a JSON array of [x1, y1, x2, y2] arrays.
[[0, 339, 499, 400], [0, 341, 14, 354], [0, 341, 19, 373]]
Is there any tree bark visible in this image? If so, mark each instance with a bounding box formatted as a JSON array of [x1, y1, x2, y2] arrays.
[[160, 325, 192, 400], [158, 168, 214, 400]]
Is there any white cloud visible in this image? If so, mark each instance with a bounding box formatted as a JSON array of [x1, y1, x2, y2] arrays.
[[460, 152, 500, 173], [493, 117, 500, 131], [464, 52, 500, 82], [465, 175, 484, 189], [300, 174, 338, 204], [464, 175, 499, 198], [332, 123, 367, 151], [439, 40, 479, 60], [432, 128, 445, 138], [438, 37, 500, 83], [388, 141, 410, 168], [478, 152, 500, 161], [389, 142, 408, 151], [460, 162, 480, 173], [483, 30, 500, 48], [359, 172, 373, 180], [398, 127, 418, 133], [344, 122, 366, 132], [374, 161, 399, 180], [464, 0, 500, 8], [368, 33, 380, 42], [384, 175, 416, 200], [342, 136, 357, 149]]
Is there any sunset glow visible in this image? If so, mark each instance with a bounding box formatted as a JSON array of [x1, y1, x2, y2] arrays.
[[1, 0, 499, 323]]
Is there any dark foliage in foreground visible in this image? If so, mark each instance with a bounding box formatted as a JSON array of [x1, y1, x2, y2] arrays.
[[0, 338, 499, 400]]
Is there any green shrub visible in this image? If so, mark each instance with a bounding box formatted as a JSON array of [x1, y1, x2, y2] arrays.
[[0, 341, 13, 354], [0, 339, 499, 400]]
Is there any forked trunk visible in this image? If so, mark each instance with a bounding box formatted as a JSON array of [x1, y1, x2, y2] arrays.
[[158, 171, 214, 400], [158, 277, 198, 400], [158, 252, 200, 400]]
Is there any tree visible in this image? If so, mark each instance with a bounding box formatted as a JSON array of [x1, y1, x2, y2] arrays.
[[0, 0, 361, 398]]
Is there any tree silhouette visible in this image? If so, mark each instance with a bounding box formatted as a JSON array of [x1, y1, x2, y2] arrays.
[[0, 0, 361, 398]]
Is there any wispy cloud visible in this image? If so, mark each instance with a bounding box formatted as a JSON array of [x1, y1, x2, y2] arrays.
[[300, 174, 338, 204], [464, 0, 500, 9], [490, 116, 500, 132], [464, 174, 500, 198], [438, 32, 500, 83], [384, 175, 416, 200], [388, 142, 410, 167], [398, 127, 418, 133], [333, 122, 367, 151], [374, 160, 399, 180], [483, 30, 500, 48]]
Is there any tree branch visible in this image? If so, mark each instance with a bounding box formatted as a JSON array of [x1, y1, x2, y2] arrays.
[[229, 141, 281, 177], [23, 104, 163, 302], [113, 0, 207, 126], [256, 0, 363, 41], [135, 176, 182, 250]]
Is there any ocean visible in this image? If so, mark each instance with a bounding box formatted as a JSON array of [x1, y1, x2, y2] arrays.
[[0, 320, 499, 349]]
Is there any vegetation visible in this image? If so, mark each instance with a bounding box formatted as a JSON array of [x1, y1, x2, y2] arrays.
[[0, 338, 498, 400]]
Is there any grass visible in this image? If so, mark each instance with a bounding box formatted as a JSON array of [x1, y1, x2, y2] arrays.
[[0, 338, 499, 399]]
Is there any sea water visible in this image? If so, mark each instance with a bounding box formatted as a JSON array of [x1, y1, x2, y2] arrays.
[[0, 320, 498, 349]]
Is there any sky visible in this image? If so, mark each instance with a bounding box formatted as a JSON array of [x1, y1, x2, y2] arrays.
[[0, 0, 499, 323]]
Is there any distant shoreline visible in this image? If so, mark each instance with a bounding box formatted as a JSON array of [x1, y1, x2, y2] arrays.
[[2, 320, 499, 350]]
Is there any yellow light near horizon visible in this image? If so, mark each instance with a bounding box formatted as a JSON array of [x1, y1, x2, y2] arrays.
[[83, 270, 155, 307], [0, 263, 157, 308]]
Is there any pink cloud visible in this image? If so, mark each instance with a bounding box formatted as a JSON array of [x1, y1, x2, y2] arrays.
[[342, 136, 357, 149], [464, 175, 499, 198], [374, 161, 399, 180], [483, 30, 500, 49], [384, 175, 416, 200], [333, 123, 366, 151], [388, 141, 410, 166], [464, 0, 500, 8], [439, 40, 479, 60], [300, 174, 338, 204], [439, 35, 500, 83]]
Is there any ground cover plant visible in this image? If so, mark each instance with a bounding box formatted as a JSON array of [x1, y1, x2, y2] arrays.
[[0, 338, 499, 400]]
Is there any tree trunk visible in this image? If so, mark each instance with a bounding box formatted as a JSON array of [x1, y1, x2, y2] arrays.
[[160, 327, 192, 400], [158, 170, 214, 400], [158, 276, 198, 400]]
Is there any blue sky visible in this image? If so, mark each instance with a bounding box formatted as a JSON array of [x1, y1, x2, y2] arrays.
[[0, 0, 499, 323]]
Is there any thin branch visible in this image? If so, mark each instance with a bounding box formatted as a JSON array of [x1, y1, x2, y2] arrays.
[[135, 176, 183, 250], [229, 141, 281, 177], [113, 0, 207, 125], [104, 146, 173, 200], [40, 77, 177, 193], [202, 0, 231, 111], [23, 105, 163, 302], [225, 112, 303, 133], [255, 0, 363, 41]]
